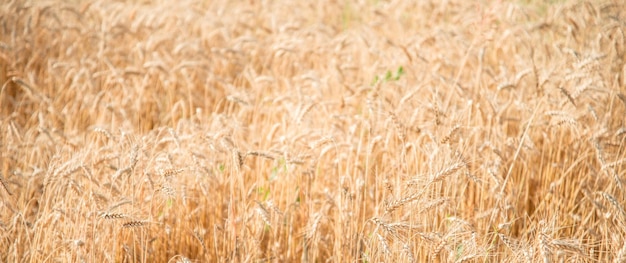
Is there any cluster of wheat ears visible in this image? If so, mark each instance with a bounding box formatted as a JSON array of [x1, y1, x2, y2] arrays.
[[1, 0, 625, 262]]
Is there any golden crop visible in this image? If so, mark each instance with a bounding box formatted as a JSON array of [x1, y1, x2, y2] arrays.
[[1, 0, 625, 262]]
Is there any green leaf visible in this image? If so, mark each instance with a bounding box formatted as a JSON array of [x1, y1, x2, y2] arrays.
[[270, 166, 278, 181], [395, 66, 404, 80], [257, 187, 270, 201], [370, 75, 379, 86], [385, 70, 392, 81]]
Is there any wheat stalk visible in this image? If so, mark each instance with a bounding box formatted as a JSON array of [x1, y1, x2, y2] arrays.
[[388, 111, 407, 142], [559, 86, 577, 106], [384, 189, 426, 214], [440, 124, 461, 144], [122, 221, 147, 228], [371, 217, 398, 238], [598, 191, 626, 222], [255, 201, 272, 227], [101, 213, 127, 220], [377, 233, 391, 255], [94, 127, 116, 141], [418, 198, 449, 213], [430, 236, 448, 260], [539, 229, 553, 263], [618, 93, 626, 107], [549, 239, 585, 257], [455, 253, 480, 263], [305, 212, 323, 240], [0, 174, 13, 196], [297, 103, 316, 123], [402, 243, 415, 263], [161, 168, 184, 178], [498, 232, 520, 251], [246, 151, 276, 160], [616, 241, 626, 263], [431, 160, 466, 183]]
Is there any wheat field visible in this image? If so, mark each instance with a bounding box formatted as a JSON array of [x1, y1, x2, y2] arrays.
[[1, 0, 625, 262]]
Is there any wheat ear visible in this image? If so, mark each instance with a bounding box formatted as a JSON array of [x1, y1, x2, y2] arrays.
[[0, 174, 12, 196]]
